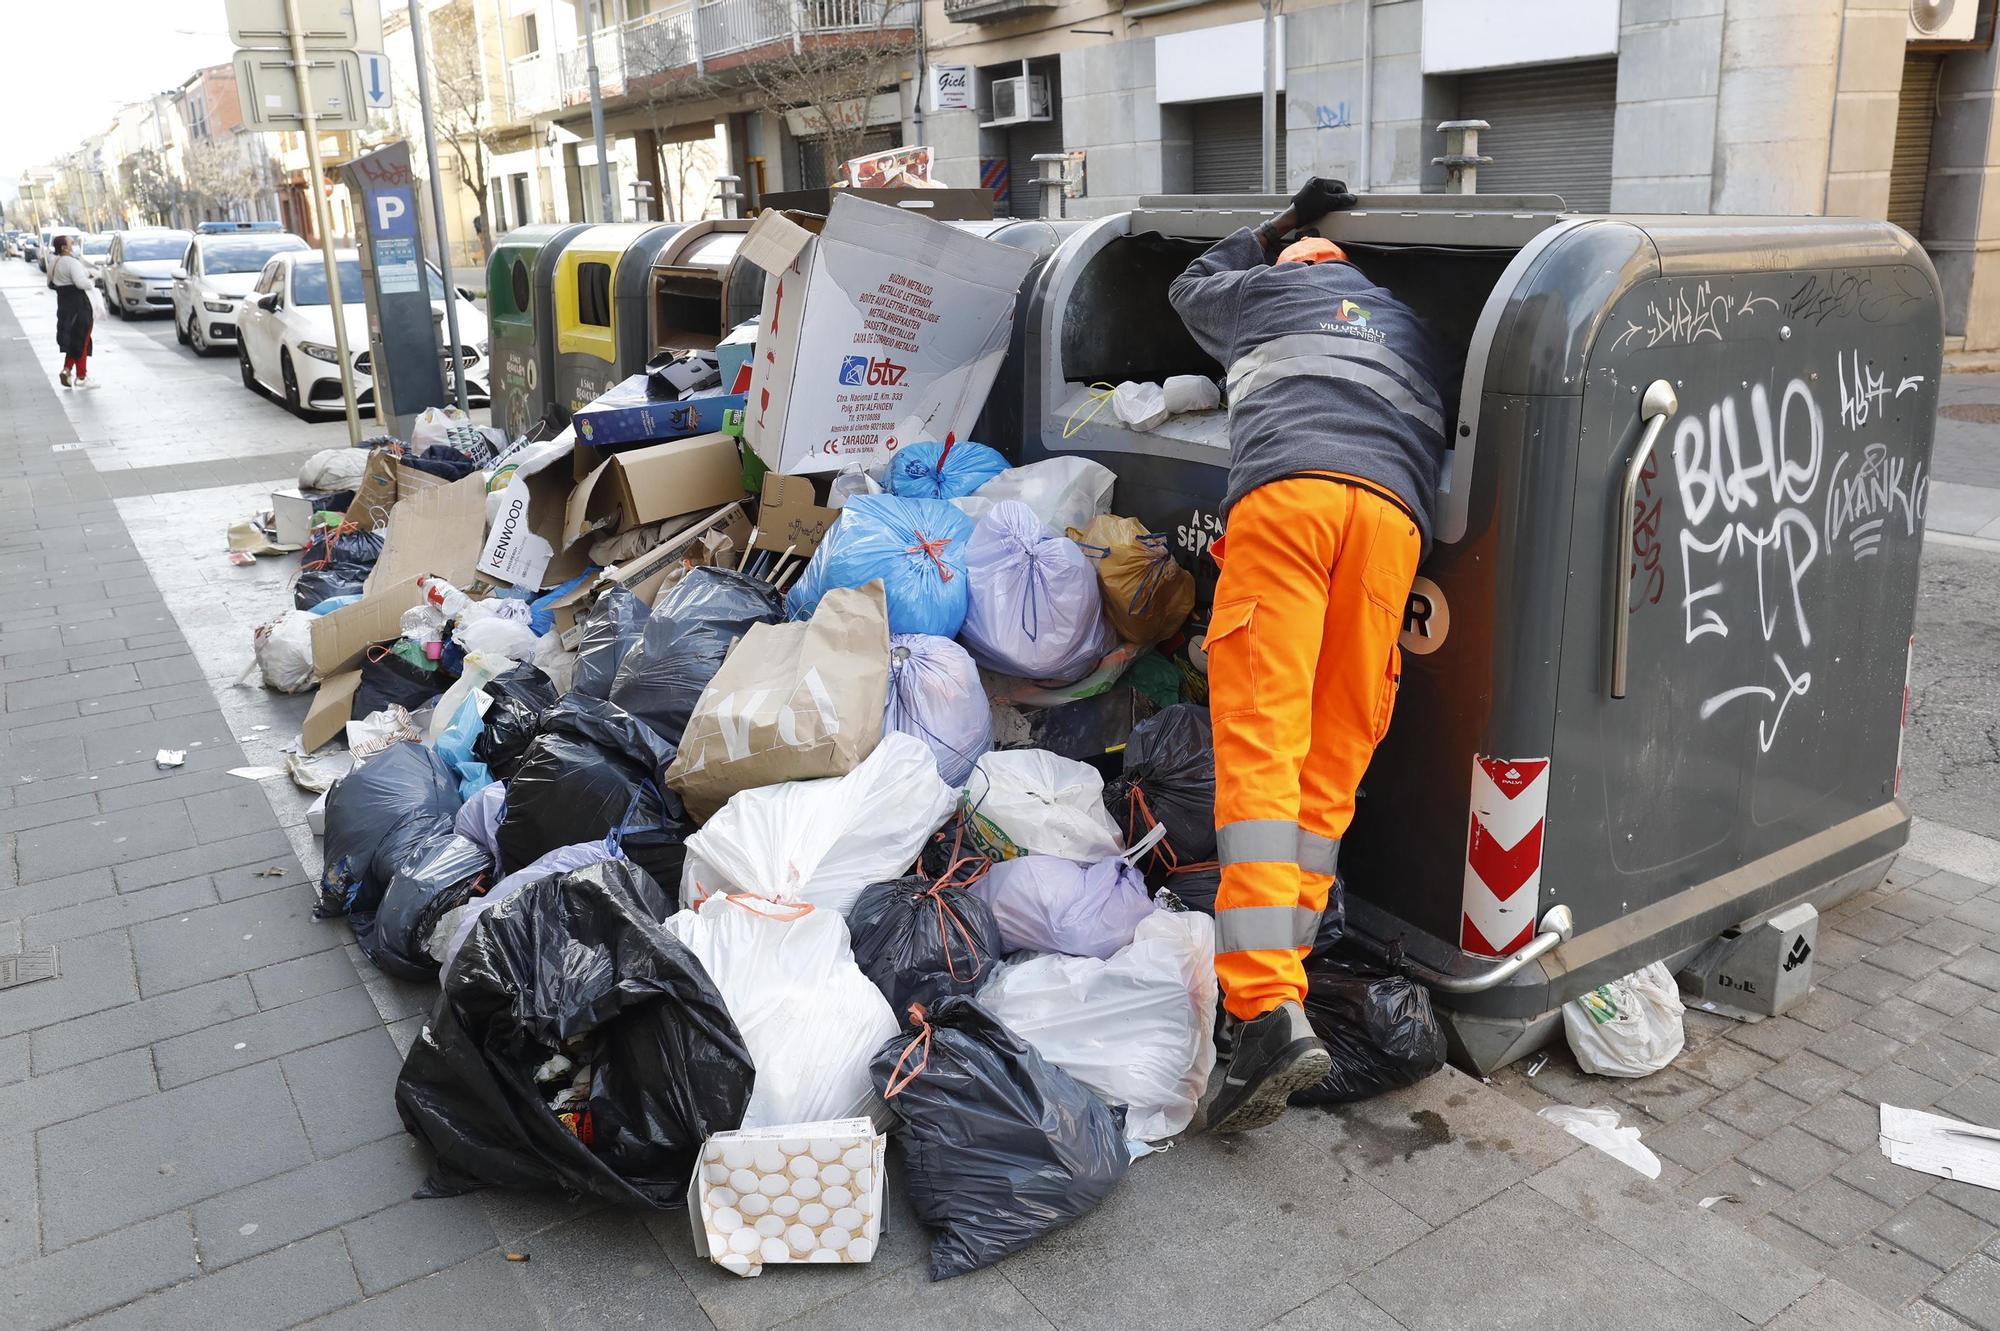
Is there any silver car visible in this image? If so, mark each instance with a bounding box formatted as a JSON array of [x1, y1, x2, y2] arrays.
[[101, 229, 194, 318]]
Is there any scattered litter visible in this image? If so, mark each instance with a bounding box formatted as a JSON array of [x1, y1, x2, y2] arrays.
[[1526, 1053, 1549, 1078], [1880, 1103, 2000, 1190], [285, 749, 352, 794], [504, 1252, 530, 1263], [1535, 1104, 1662, 1179], [154, 750, 185, 769], [1562, 962, 1686, 1078], [228, 767, 284, 781], [1698, 1195, 1735, 1209], [255, 867, 286, 878], [228, 551, 257, 566], [238, 1223, 258, 1237]]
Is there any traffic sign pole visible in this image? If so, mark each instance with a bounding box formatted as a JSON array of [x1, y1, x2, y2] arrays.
[[285, 0, 362, 444], [406, 0, 467, 411]]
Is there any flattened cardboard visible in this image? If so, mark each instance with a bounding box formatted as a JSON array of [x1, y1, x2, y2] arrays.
[[751, 473, 836, 554], [562, 433, 749, 550], [309, 575, 423, 677], [270, 489, 315, 547], [353, 451, 450, 530], [300, 668, 362, 753], [549, 502, 751, 644], [363, 473, 488, 593]]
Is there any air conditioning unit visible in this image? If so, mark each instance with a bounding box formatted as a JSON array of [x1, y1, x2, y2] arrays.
[[1909, 0, 1977, 42], [983, 74, 1052, 127]]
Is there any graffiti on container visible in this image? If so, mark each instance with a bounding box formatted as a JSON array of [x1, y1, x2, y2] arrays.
[[1786, 270, 1925, 327], [1836, 349, 1888, 431], [1175, 508, 1225, 561], [1824, 443, 1926, 562], [1609, 281, 1780, 352], [1627, 451, 1665, 609], [1314, 103, 1354, 130]]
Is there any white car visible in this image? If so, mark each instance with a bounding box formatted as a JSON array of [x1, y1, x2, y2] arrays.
[[236, 250, 491, 417], [172, 230, 310, 354], [100, 229, 193, 318], [75, 232, 112, 288]]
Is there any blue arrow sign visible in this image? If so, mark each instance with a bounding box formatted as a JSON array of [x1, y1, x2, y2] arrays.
[[360, 52, 390, 110]]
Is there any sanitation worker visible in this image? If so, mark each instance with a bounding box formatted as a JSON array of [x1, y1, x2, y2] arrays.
[[1169, 177, 1451, 1132]]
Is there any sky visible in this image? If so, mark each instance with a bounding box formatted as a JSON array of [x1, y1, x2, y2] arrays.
[[0, 0, 236, 193]]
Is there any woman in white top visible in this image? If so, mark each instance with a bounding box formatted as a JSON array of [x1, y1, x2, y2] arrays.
[[47, 234, 96, 389]]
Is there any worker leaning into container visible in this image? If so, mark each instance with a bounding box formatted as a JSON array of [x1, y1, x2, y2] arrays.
[[1169, 177, 1453, 1133]]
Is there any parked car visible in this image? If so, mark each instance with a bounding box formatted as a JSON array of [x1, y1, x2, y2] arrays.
[[100, 228, 194, 318], [236, 250, 491, 416], [195, 220, 284, 234], [76, 232, 112, 287], [18, 234, 38, 263], [172, 230, 311, 354]]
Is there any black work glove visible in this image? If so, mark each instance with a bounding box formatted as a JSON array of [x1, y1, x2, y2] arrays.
[[1290, 177, 1358, 225]]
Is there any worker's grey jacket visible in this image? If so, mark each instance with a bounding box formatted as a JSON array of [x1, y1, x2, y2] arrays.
[[1169, 228, 1452, 552]]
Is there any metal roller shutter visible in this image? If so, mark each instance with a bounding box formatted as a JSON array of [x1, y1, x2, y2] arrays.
[[1458, 60, 1616, 212], [1890, 54, 1942, 236], [1192, 98, 1287, 195], [1007, 118, 1066, 219]]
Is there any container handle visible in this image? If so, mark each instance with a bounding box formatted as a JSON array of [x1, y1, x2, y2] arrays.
[[1407, 904, 1576, 994], [1609, 381, 1679, 699]]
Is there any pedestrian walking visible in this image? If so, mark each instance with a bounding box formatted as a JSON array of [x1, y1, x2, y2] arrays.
[[1169, 178, 1451, 1133], [47, 234, 97, 389]]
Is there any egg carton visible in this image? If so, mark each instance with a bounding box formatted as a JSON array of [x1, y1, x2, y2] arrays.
[[687, 1117, 888, 1278]]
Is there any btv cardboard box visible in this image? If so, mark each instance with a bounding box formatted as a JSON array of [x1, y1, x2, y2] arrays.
[[570, 372, 747, 453], [740, 195, 1037, 475]]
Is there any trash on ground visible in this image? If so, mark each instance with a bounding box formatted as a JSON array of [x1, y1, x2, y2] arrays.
[[785, 494, 973, 637], [155, 750, 186, 769], [1290, 956, 1447, 1105], [971, 852, 1155, 961], [611, 567, 783, 744], [1536, 1104, 1662, 1178], [689, 1119, 886, 1277], [1562, 961, 1686, 1078], [883, 634, 992, 786], [227, 766, 285, 781], [1879, 1103, 2000, 1190]]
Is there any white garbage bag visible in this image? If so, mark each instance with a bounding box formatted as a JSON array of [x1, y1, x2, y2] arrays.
[[409, 404, 472, 451], [1562, 961, 1686, 1078], [1161, 375, 1222, 415], [965, 748, 1124, 862], [679, 732, 956, 916], [252, 610, 319, 694], [299, 447, 369, 493], [884, 633, 992, 787], [965, 457, 1116, 538], [978, 910, 1216, 1142], [1111, 381, 1170, 431], [664, 895, 898, 1129]]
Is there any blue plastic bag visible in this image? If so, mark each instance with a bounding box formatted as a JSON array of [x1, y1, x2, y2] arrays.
[[887, 440, 1010, 501], [435, 694, 493, 799], [787, 494, 974, 637]]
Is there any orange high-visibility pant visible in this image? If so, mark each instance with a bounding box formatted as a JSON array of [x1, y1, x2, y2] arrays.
[[1207, 476, 1420, 1022]]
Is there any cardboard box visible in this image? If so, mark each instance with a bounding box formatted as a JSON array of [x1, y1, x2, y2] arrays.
[[740, 196, 1036, 475], [564, 432, 749, 551], [353, 450, 450, 530], [687, 1118, 886, 1277], [751, 473, 836, 554], [716, 321, 758, 390], [546, 502, 752, 643], [477, 435, 577, 589], [570, 373, 747, 451], [270, 489, 316, 547]]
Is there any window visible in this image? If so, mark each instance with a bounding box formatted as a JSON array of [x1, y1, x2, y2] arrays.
[[576, 261, 612, 326], [520, 12, 539, 53], [511, 174, 531, 229], [206, 236, 307, 274], [256, 261, 282, 295], [184, 243, 197, 276], [123, 234, 191, 261], [489, 180, 509, 233]]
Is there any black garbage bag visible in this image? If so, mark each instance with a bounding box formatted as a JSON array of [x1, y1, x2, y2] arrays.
[[402, 444, 481, 481], [617, 821, 692, 905], [351, 647, 447, 720], [495, 694, 680, 875], [1290, 955, 1447, 1106], [395, 859, 755, 1208], [469, 663, 559, 780], [317, 741, 462, 925], [609, 567, 783, 745], [293, 526, 388, 610], [873, 996, 1129, 1280], [1104, 704, 1215, 877], [570, 588, 649, 701], [1159, 865, 1219, 914], [849, 876, 1003, 1018], [917, 810, 994, 883], [360, 832, 493, 981]]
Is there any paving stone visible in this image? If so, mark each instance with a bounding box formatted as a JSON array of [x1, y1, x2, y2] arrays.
[[0, 1048, 156, 1140], [1727, 1014, 1819, 1062], [1829, 963, 1913, 1006], [181, 783, 287, 847], [1679, 1160, 1795, 1219], [114, 829, 298, 895], [1778, 1177, 1897, 1249], [1931, 1254, 2000, 1329], [295, 1254, 537, 1331], [342, 1195, 497, 1297], [1766, 1275, 1927, 1330], [1526, 1146, 1822, 1324], [1705, 1078, 1813, 1138], [1815, 930, 1877, 972], [282, 1026, 407, 1158], [1836, 1237, 1944, 1312], [1880, 890, 1956, 925], [36, 1062, 314, 1248], [214, 860, 312, 902], [1950, 897, 2000, 933], [1907, 1300, 1980, 1330], [3, 661, 142, 713], [1355, 1184, 1744, 1331], [1676, 1038, 1777, 1092], [511, 1209, 711, 1330], [74, 1230, 361, 1331], [1886, 858, 1942, 889], [1790, 986, 1869, 1032], [151, 983, 380, 1090], [1898, 1034, 1994, 1089], [0, 1131, 35, 1266], [1838, 908, 1918, 946], [1612, 1066, 1718, 1125], [1949, 1007, 2000, 1057], [1850, 1061, 1958, 1111], [1939, 1177, 2000, 1229], [246, 949, 362, 1009], [1907, 970, 1997, 1014], [0, 1212, 197, 1331], [1919, 873, 1993, 905], [1935, 1074, 2000, 1126], [1873, 938, 1960, 981], [1948, 949, 2000, 993], [0, 1033, 24, 1086], [1762, 1049, 1857, 1104], [0, 790, 100, 836], [194, 1135, 431, 1270], [30, 975, 257, 1073], [1750, 1213, 1840, 1269], [1647, 1112, 1756, 1173], [1837, 1148, 1941, 1209], [0, 929, 137, 1030], [1861, 997, 1955, 1046], [129, 889, 339, 996], [1907, 918, 1988, 959], [1879, 1195, 1996, 1271], [20, 872, 215, 947], [1738, 1124, 1850, 1190]]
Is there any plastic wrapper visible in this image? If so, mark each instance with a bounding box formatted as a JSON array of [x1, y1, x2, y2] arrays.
[[1562, 962, 1687, 1078], [470, 663, 559, 780], [611, 568, 784, 746], [570, 588, 649, 701], [454, 780, 506, 859], [252, 609, 319, 694], [872, 996, 1129, 1280], [979, 910, 1217, 1141], [884, 634, 991, 788], [395, 859, 754, 1208], [786, 494, 973, 638], [316, 741, 462, 928], [849, 873, 1003, 1017], [362, 832, 493, 980], [966, 457, 1116, 538], [972, 854, 1155, 961], [1291, 955, 1448, 1105], [351, 648, 446, 721], [965, 749, 1124, 862], [959, 502, 1116, 686], [680, 732, 956, 916], [435, 838, 619, 976], [664, 895, 898, 1129], [885, 440, 1010, 501], [1103, 704, 1215, 876], [494, 694, 682, 875], [1069, 514, 1196, 646]]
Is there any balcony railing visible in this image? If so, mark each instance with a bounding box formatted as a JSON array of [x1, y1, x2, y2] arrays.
[[522, 0, 916, 111]]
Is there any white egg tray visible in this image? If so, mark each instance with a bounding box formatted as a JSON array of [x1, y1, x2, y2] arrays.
[[687, 1117, 888, 1278]]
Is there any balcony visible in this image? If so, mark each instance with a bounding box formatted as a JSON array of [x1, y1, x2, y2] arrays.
[[941, 0, 1057, 22], [525, 0, 917, 110]]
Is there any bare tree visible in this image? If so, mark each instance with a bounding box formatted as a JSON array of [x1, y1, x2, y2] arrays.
[[427, 0, 499, 257], [182, 139, 262, 221], [735, 0, 919, 188], [120, 149, 183, 226], [660, 137, 718, 222]]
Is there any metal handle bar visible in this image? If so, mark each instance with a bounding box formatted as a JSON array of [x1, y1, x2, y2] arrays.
[[1610, 380, 1680, 699], [1399, 905, 1577, 994]]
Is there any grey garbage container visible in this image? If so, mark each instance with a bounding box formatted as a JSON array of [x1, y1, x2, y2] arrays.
[[1009, 195, 1940, 1071]]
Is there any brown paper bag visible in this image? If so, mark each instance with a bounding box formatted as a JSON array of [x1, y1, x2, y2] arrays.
[[1069, 514, 1196, 645], [666, 580, 891, 820]]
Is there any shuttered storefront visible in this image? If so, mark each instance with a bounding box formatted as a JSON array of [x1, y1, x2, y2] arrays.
[[1192, 97, 1287, 195], [1457, 60, 1616, 212], [1890, 53, 1943, 237]]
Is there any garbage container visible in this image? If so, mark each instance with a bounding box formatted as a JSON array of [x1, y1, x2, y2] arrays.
[[1017, 195, 1941, 1071], [550, 221, 689, 416], [488, 221, 589, 441], [646, 220, 753, 359]]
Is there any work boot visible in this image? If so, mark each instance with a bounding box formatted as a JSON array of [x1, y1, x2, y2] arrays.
[[1204, 1001, 1330, 1134]]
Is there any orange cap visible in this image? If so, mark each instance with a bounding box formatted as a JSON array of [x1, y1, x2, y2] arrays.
[[1277, 237, 1347, 266]]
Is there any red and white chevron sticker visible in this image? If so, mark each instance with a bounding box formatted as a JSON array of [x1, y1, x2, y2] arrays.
[[1460, 755, 1550, 956]]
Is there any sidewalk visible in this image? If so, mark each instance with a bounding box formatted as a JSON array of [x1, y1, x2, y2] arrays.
[[0, 262, 1936, 1330]]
